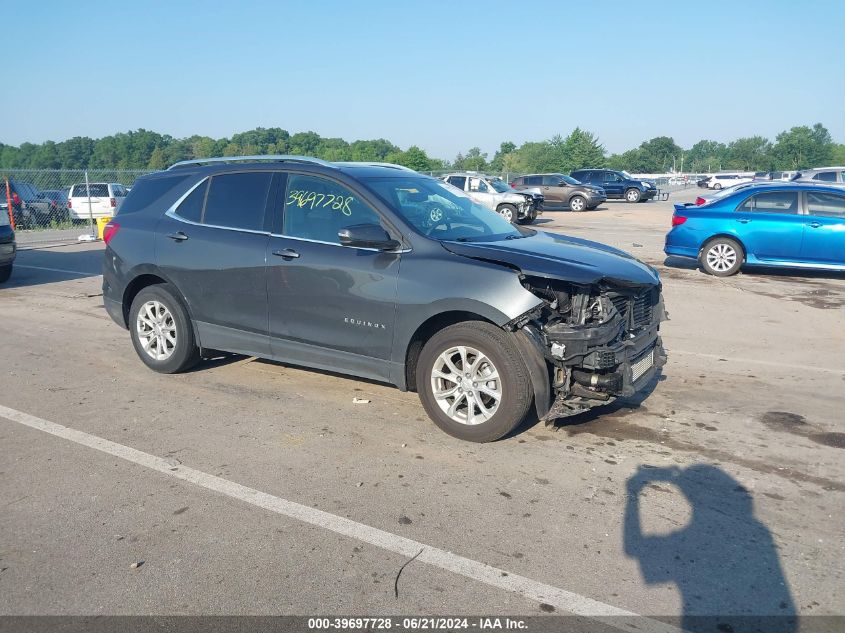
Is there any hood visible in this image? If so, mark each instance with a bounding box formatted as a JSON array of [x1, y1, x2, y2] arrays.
[[442, 230, 659, 287]]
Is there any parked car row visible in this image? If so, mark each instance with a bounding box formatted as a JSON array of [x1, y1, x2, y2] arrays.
[[0, 180, 129, 228], [666, 181, 845, 276]]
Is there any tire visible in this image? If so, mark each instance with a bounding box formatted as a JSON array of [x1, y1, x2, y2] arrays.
[[497, 204, 516, 223], [0, 265, 11, 284], [713, 183, 722, 190], [700, 237, 744, 277], [569, 195, 587, 212], [624, 188, 642, 203], [129, 283, 200, 373], [416, 321, 533, 442], [586, 205, 598, 211]]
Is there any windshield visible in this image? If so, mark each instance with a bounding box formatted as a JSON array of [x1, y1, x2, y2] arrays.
[[560, 175, 580, 185], [364, 176, 525, 242], [489, 179, 512, 193], [620, 171, 634, 180]]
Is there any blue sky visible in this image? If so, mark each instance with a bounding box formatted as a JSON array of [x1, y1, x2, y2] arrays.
[[3, 0, 844, 159]]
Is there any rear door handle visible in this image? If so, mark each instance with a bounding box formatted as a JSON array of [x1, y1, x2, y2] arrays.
[[166, 231, 189, 242], [272, 248, 300, 260], [808, 221, 822, 228], [736, 218, 751, 224]]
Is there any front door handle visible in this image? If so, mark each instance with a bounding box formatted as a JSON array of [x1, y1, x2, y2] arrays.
[[736, 218, 751, 224], [808, 221, 822, 229], [272, 248, 300, 260], [166, 231, 189, 241]]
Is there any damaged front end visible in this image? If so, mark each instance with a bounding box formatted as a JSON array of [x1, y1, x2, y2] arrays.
[[508, 275, 667, 423]]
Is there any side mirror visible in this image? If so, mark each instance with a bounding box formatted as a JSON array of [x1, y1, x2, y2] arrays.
[[338, 224, 400, 251]]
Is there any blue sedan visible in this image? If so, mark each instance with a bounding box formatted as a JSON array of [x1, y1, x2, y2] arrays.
[[664, 182, 845, 276]]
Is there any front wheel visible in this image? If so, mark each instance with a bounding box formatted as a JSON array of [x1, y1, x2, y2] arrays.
[[700, 237, 744, 277], [129, 283, 200, 373], [624, 188, 642, 203], [417, 322, 533, 442], [497, 204, 516, 223], [569, 195, 587, 212]]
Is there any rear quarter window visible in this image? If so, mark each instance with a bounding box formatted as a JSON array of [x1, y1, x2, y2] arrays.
[[117, 175, 190, 215]]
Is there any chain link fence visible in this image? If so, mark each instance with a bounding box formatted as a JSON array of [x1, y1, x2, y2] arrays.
[[1, 169, 154, 240]]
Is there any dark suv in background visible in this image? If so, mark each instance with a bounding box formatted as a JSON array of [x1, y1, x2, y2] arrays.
[[103, 156, 665, 442], [511, 174, 606, 212], [570, 169, 657, 203]]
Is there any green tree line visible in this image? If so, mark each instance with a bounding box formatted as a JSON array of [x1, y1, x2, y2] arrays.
[[1, 123, 842, 174]]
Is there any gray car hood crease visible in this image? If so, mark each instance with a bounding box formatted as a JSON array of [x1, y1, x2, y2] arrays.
[[441, 230, 660, 287]]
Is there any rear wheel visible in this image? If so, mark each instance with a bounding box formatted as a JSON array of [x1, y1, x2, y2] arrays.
[[0, 265, 12, 284], [129, 283, 200, 373], [497, 204, 516, 223], [417, 322, 532, 442], [700, 237, 743, 277], [625, 188, 642, 203], [569, 195, 586, 212], [713, 183, 722, 190]]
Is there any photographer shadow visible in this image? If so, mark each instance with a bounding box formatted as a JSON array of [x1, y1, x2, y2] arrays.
[[624, 464, 797, 633]]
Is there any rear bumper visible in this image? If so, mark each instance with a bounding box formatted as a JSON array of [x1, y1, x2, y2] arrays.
[[104, 295, 126, 328], [664, 244, 698, 259]]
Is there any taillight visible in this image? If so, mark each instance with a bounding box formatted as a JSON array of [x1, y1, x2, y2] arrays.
[[68, 199, 72, 208], [102, 221, 120, 244], [695, 197, 706, 206], [672, 215, 687, 226], [110, 197, 117, 208]]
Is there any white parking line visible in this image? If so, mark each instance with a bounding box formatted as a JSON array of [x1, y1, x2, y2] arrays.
[[14, 264, 98, 277], [0, 403, 682, 633]]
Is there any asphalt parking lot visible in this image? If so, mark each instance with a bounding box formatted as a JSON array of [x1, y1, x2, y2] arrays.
[[1, 188, 843, 628]]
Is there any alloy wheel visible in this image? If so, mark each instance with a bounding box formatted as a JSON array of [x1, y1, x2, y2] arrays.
[[430, 345, 502, 425], [136, 300, 177, 361], [706, 243, 737, 273]]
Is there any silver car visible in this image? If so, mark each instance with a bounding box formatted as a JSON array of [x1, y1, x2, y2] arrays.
[[793, 166, 845, 185]]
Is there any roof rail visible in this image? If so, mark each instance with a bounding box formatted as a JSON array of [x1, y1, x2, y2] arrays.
[[167, 155, 335, 170], [333, 161, 417, 172]]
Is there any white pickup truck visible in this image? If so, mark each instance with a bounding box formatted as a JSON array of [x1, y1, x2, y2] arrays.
[[440, 173, 541, 224]]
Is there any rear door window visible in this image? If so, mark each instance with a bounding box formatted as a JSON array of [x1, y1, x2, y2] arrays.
[[525, 176, 542, 185], [542, 176, 560, 186], [806, 192, 845, 218], [203, 172, 272, 231], [738, 191, 799, 214], [282, 173, 382, 245]]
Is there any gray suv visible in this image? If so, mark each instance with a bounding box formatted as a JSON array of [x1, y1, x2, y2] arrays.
[[103, 156, 665, 442], [511, 174, 606, 212]]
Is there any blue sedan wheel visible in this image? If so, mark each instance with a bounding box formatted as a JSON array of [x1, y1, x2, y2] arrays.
[[700, 237, 744, 277]]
